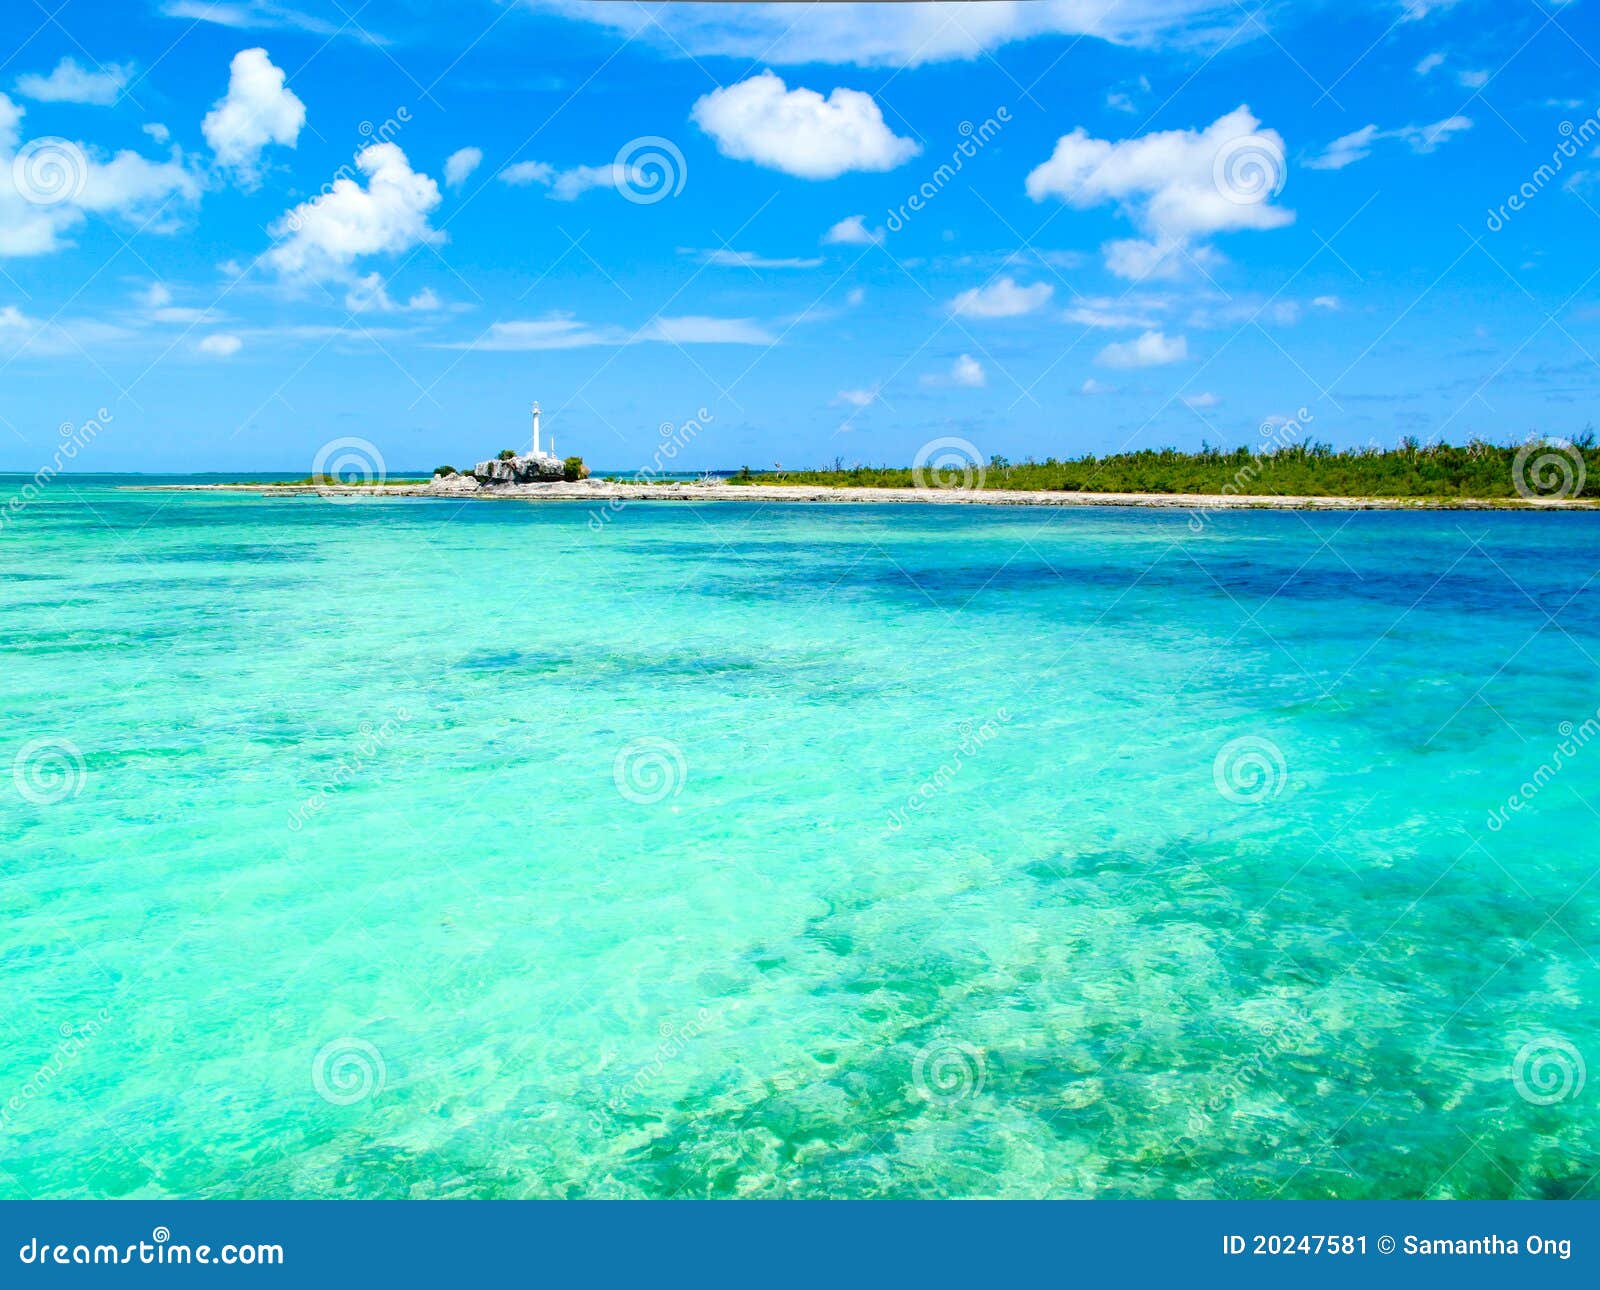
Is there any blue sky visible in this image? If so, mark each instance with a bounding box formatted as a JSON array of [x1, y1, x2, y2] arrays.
[[0, 0, 1597, 472]]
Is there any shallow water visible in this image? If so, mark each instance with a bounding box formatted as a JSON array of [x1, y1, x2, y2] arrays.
[[3, 479, 1598, 1198]]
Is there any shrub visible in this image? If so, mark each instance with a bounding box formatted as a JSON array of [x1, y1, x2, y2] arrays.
[[563, 455, 588, 482], [498, 448, 517, 461], [433, 465, 457, 477]]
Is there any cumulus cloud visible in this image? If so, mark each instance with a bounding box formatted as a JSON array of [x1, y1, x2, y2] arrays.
[[444, 146, 482, 188], [1026, 105, 1290, 279], [344, 271, 441, 313], [16, 57, 131, 105], [1183, 390, 1219, 408], [1415, 51, 1446, 74], [691, 71, 918, 179], [950, 275, 1052, 318], [921, 353, 986, 387], [197, 332, 242, 356], [267, 142, 441, 281], [823, 214, 882, 245], [835, 387, 878, 408], [1305, 115, 1472, 169], [1096, 329, 1188, 368], [0, 93, 199, 257], [202, 47, 305, 182], [444, 312, 775, 350]]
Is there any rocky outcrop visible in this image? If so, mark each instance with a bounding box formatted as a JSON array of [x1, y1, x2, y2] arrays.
[[473, 453, 564, 485]]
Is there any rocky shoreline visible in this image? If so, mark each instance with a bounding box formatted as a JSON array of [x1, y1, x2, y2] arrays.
[[118, 477, 1597, 510]]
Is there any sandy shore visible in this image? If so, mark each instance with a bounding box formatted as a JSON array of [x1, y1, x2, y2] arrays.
[[120, 478, 1596, 510]]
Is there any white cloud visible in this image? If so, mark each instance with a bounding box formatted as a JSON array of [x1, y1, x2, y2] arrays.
[[446, 312, 774, 350], [1026, 106, 1290, 279], [1063, 296, 1164, 329], [1080, 377, 1116, 395], [1415, 51, 1446, 75], [161, 0, 386, 45], [950, 275, 1052, 318], [921, 353, 986, 388], [1306, 115, 1472, 169], [0, 93, 200, 257], [1096, 329, 1188, 368], [498, 159, 628, 200], [1183, 390, 1219, 408], [700, 248, 822, 269], [529, 0, 1240, 69], [143, 122, 171, 144], [691, 71, 918, 179], [1400, 0, 1462, 20], [16, 57, 131, 105], [1457, 68, 1488, 89], [197, 332, 242, 356], [444, 146, 482, 188], [835, 387, 877, 408], [951, 353, 985, 386], [823, 214, 882, 245], [202, 47, 305, 182], [1305, 125, 1380, 170], [344, 271, 442, 313], [136, 281, 222, 323], [267, 142, 442, 281], [1312, 295, 1340, 310]]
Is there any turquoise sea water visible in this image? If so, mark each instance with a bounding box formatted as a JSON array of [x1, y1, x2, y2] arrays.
[[4, 477, 1599, 1199]]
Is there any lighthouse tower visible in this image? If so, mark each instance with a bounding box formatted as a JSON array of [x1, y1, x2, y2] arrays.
[[531, 401, 542, 457]]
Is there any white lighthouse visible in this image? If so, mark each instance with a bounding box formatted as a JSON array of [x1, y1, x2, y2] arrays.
[[531, 401, 542, 457]]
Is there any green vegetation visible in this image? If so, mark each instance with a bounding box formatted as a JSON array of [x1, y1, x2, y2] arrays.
[[563, 455, 589, 482], [725, 435, 1599, 501], [433, 465, 457, 477], [497, 449, 517, 461]]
